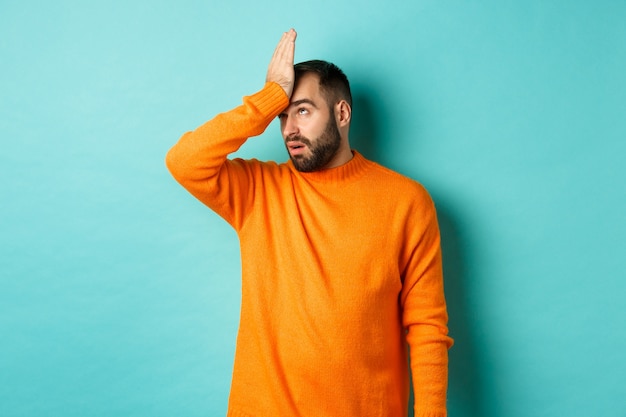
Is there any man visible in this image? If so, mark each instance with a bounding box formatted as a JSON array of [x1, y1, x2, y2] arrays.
[[166, 29, 453, 417]]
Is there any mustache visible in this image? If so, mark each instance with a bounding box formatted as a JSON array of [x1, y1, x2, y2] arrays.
[[286, 135, 312, 146]]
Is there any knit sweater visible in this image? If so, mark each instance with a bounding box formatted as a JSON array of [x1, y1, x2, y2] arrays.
[[166, 82, 453, 417]]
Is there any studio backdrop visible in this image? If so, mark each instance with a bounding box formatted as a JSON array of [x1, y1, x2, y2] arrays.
[[1, 1, 624, 416]]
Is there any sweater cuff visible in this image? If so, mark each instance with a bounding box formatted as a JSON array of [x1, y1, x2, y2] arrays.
[[246, 82, 289, 120]]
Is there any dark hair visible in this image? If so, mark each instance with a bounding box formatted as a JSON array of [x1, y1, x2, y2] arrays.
[[294, 60, 352, 107]]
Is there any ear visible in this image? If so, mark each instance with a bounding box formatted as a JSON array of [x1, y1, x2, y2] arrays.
[[335, 100, 352, 128]]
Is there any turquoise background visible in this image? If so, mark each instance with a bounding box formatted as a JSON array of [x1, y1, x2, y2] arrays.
[[2, 1, 625, 416]]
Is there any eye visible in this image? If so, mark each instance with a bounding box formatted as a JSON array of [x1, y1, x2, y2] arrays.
[[298, 108, 309, 115]]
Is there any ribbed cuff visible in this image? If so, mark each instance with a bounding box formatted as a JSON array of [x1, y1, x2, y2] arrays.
[[245, 82, 289, 121]]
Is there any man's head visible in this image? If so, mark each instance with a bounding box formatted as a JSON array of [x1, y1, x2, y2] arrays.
[[294, 60, 352, 109], [279, 60, 353, 172]]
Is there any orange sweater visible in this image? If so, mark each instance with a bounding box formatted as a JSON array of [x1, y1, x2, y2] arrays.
[[166, 82, 453, 417]]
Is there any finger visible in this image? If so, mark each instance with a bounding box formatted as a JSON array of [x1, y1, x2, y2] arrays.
[[273, 30, 291, 55], [285, 29, 296, 60], [273, 29, 296, 60]]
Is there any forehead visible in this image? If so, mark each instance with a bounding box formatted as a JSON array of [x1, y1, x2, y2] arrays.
[[291, 72, 323, 103]]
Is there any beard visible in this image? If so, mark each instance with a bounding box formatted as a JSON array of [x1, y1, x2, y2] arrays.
[[286, 117, 342, 173]]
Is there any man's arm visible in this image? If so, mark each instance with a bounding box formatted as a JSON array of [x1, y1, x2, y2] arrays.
[[400, 192, 454, 417], [165, 30, 297, 227]]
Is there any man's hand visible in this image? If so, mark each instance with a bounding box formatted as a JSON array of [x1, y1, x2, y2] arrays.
[[266, 29, 297, 98]]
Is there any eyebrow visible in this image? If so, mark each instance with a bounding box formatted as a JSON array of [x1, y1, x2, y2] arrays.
[[289, 98, 318, 109], [278, 98, 319, 118]]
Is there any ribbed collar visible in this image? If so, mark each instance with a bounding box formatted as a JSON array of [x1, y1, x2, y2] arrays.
[[287, 150, 371, 184]]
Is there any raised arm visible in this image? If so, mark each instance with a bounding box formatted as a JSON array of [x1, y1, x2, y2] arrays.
[[165, 30, 297, 228]]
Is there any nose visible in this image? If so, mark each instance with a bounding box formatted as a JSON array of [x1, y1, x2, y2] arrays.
[[282, 115, 299, 139]]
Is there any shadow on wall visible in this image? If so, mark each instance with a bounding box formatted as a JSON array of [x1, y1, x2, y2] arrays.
[[350, 86, 486, 417], [349, 87, 381, 162], [436, 202, 486, 417]]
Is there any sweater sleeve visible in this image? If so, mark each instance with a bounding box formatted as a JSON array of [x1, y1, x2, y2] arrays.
[[400, 191, 454, 417], [165, 82, 288, 228]]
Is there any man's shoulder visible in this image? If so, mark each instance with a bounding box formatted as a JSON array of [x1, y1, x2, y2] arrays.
[[363, 158, 432, 200]]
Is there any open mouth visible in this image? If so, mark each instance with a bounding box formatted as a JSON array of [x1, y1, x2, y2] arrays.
[[287, 141, 308, 156]]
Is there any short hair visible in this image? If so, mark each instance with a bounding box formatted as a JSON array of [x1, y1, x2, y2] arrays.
[[294, 60, 352, 107]]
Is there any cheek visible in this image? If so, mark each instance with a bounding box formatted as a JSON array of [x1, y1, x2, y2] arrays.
[[305, 116, 330, 138]]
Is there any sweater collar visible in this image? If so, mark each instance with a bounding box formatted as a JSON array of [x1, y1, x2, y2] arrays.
[[287, 150, 370, 183]]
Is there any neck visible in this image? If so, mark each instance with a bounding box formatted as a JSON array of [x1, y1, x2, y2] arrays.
[[324, 142, 353, 169]]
